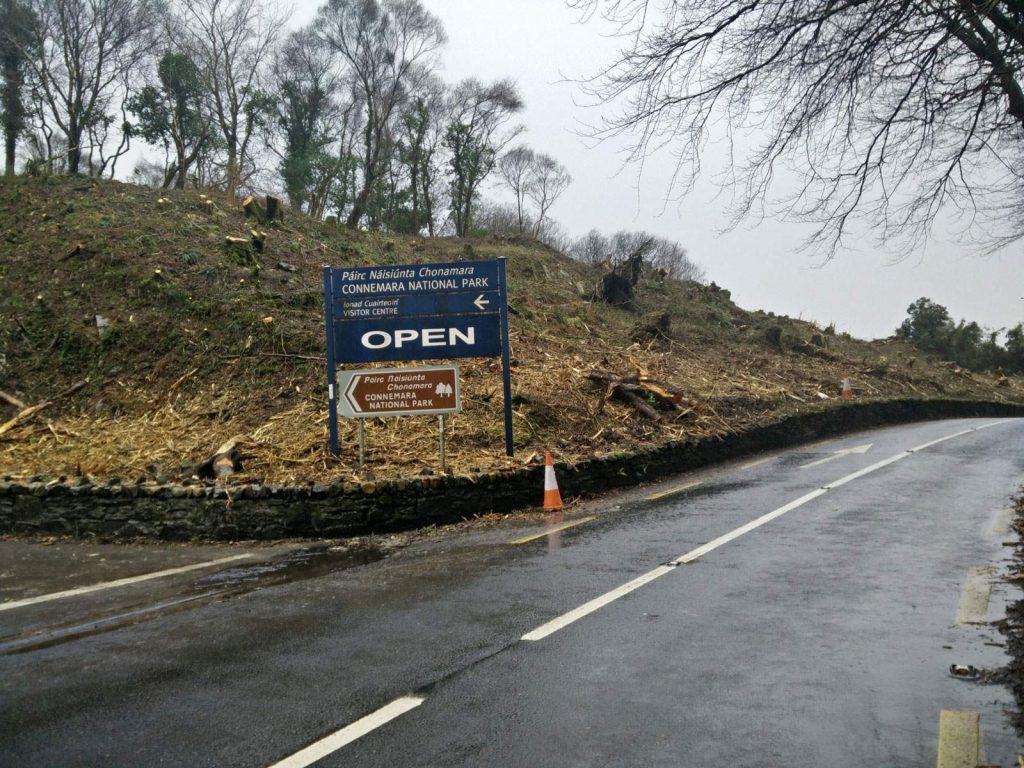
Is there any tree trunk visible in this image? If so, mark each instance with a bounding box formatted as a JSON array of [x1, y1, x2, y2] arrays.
[[225, 149, 240, 195], [66, 120, 82, 175], [2, 48, 17, 176]]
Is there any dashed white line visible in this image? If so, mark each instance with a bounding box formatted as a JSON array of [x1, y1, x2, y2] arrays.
[[520, 420, 1017, 642], [262, 419, 1018, 763], [907, 429, 975, 453], [821, 452, 910, 491], [0, 554, 254, 612], [266, 696, 425, 768], [669, 488, 828, 565], [522, 565, 676, 641]]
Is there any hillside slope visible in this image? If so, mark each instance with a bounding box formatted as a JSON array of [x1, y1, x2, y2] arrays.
[[1, 176, 1021, 486]]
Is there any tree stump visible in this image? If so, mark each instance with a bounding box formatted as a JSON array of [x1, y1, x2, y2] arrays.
[[250, 229, 266, 253], [242, 196, 265, 222], [265, 195, 281, 221]]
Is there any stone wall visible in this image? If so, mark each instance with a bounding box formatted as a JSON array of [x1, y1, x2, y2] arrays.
[[2, 399, 1021, 541]]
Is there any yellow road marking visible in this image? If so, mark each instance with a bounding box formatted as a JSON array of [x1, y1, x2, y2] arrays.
[[956, 567, 995, 626], [646, 480, 702, 502], [738, 457, 772, 470], [936, 710, 980, 768], [510, 516, 597, 545]]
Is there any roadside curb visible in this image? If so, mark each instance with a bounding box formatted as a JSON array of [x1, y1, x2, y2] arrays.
[[1, 398, 1021, 541]]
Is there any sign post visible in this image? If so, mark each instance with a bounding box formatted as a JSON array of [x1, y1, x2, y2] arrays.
[[323, 258, 513, 459], [498, 257, 513, 457]]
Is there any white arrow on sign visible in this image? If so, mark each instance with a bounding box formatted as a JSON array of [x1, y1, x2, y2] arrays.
[[474, 294, 490, 310], [800, 443, 873, 469]]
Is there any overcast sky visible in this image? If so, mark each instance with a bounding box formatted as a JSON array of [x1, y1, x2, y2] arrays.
[[289, 0, 1023, 340]]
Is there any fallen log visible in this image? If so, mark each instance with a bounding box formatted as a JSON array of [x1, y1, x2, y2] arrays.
[[588, 368, 691, 410], [611, 383, 662, 420], [188, 437, 246, 479], [0, 380, 86, 438], [0, 390, 27, 410]]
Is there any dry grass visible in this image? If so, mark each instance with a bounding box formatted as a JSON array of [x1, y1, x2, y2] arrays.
[[1, 175, 1022, 485]]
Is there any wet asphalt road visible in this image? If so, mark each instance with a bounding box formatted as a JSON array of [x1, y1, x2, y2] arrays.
[[2, 417, 1024, 767]]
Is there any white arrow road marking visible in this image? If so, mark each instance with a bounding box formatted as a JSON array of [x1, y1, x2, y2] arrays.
[[800, 443, 873, 469], [473, 294, 490, 310]]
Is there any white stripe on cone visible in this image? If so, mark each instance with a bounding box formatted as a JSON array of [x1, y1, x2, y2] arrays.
[[543, 451, 563, 510]]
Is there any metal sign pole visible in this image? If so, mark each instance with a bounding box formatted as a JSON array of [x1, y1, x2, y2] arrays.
[[498, 257, 514, 456], [439, 415, 446, 471], [323, 267, 340, 457], [358, 420, 365, 469]]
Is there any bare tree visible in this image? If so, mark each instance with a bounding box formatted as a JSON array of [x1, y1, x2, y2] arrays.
[[572, 0, 1024, 255], [497, 144, 534, 233], [526, 152, 571, 237], [445, 77, 523, 236], [570, 228, 610, 265], [318, 0, 446, 229], [177, 0, 283, 194], [23, 0, 157, 174], [648, 237, 704, 281]]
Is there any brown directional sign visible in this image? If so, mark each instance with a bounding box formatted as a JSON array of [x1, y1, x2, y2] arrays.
[[337, 366, 461, 418]]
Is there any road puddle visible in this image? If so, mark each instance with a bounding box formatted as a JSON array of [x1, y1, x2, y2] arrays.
[[194, 545, 386, 591], [1, 545, 388, 654]]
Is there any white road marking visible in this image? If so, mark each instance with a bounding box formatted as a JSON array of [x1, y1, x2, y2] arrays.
[[266, 696, 425, 768], [521, 422, 1016, 642], [908, 429, 975, 453], [0, 554, 254, 612], [956, 567, 995, 626], [975, 420, 1013, 431], [669, 489, 828, 565], [522, 565, 676, 641], [821, 452, 910, 490], [990, 507, 1014, 538], [800, 443, 872, 469]]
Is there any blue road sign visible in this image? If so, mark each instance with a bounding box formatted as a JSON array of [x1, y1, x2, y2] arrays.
[[324, 258, 514, 458], [329, 260, 499, 298], [332, 315, 501, 363], [334, 290, 501, 320]]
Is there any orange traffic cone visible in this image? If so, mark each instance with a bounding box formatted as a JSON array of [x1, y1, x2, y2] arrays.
[[841, 373, 853, 400], [543, 451, 563, 510]]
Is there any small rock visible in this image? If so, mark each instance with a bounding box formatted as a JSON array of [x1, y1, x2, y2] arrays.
[[95, 314, 112, 340]]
